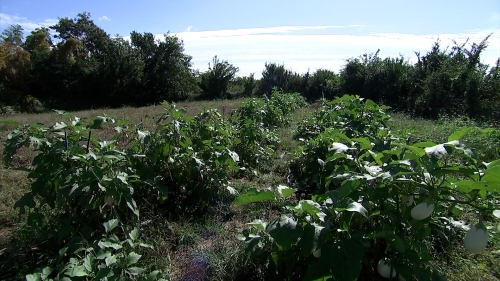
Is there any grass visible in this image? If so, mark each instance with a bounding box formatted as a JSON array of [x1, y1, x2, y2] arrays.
[[0, 100, 499, 280]]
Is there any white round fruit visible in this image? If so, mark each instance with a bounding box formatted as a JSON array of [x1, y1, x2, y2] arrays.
[[411, 202, 435, 220], [464, 226, 488, 254], [312, 248, 321, 258], [377, 258, 396, 278]]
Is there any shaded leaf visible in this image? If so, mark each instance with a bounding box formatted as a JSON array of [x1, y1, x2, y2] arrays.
[[267, 215, 303, 250]]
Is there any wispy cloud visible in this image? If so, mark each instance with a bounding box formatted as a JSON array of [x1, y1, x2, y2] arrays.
[[0, 13, 57, 32], [160, 26, 500, 77], [99, 16, 111, 21], [185, 25, 194, 32]]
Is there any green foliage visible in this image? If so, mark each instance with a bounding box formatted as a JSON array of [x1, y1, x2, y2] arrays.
[[294, 94, 391, 141], [304, 69, 341, 101], [1, 13, 200, 111], [218, 90, 307, 169], [128, 103, 240, 216], [25, 222, 163, 281], [236, 95, 500, 280], [412, 38, 492, 119], [2, 111, 166, 279], [227, 73, 257, 98], [257, 62, 303, 96], [340, 50, 415, 112], [199, 55, 239, 100], [0, 24, 24, 46], [130, 31, 200, 104]]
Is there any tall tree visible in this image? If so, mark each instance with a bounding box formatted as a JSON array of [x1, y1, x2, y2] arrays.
[[0, 25, 31, 106], [199, 55, 239, 99], [130, 31, 200, 103], [0, 24, 24, 46]]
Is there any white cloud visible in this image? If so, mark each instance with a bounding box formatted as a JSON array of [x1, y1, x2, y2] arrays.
[[120, 25, 500, 78], [0, 13, 57, 32], [185, 25, 194, 32], [99, 16, 111, 21], [161, 26, 500, 78]]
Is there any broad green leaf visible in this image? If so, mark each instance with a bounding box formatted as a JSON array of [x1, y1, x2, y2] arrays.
[[95, 250, 111, 260], [95, 268, 112, 279], [247, 219, 267, 231], [295, 200, 323, 219], [105, 255, 117, 266], [487, 159, 500, 168], [66, 265, 88, 277], [98, 241, 122, 250], [129, 228, 139, 241], [299, 223, 326, 257], [127, 267, 145, 275], [126, 198, 140, 218], [25, 273, 41, 281], [232, 188, 275, 205], [83, 255, 93, 272], [483, 166, 500, 190], [448, 127, 474, 142], [103, 219, 120, 233], [126, 252, 142, 266], [346, 202, 368, 217], [402, 145, 426, 157], [278, 185, 296, 198], [41, 267, 53, 279], [352, 137, 373, 150], [267, 215, 303, 250], [338, 180, 361, 200]]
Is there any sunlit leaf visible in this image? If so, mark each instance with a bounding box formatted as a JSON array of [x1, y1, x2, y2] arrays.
[[232, 188, 275, 205], [448, 127, 474, 142], [126, 252, 142, 266]]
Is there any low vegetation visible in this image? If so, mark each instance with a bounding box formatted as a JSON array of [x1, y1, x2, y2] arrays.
[[0, 93, 498, 280], [1, 10, 499, 281]]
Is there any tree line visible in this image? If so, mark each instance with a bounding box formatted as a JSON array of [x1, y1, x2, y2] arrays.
[[1, 12, 499, 121]]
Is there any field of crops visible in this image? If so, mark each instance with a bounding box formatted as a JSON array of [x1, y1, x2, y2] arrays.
[[0, 92, 499, 281]]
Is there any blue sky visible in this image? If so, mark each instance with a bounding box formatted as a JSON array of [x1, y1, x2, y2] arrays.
[[1, 0, 499, 77]]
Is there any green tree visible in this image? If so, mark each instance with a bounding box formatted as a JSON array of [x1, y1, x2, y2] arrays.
[[0, 24, 31, 107], [258, 62, 302, 96], [130, 31, 200, 104], [0, 24, 24, 46], [228, 73, 257, 98], [199, 55, 239, 99], [305, 69, 340, 101]]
